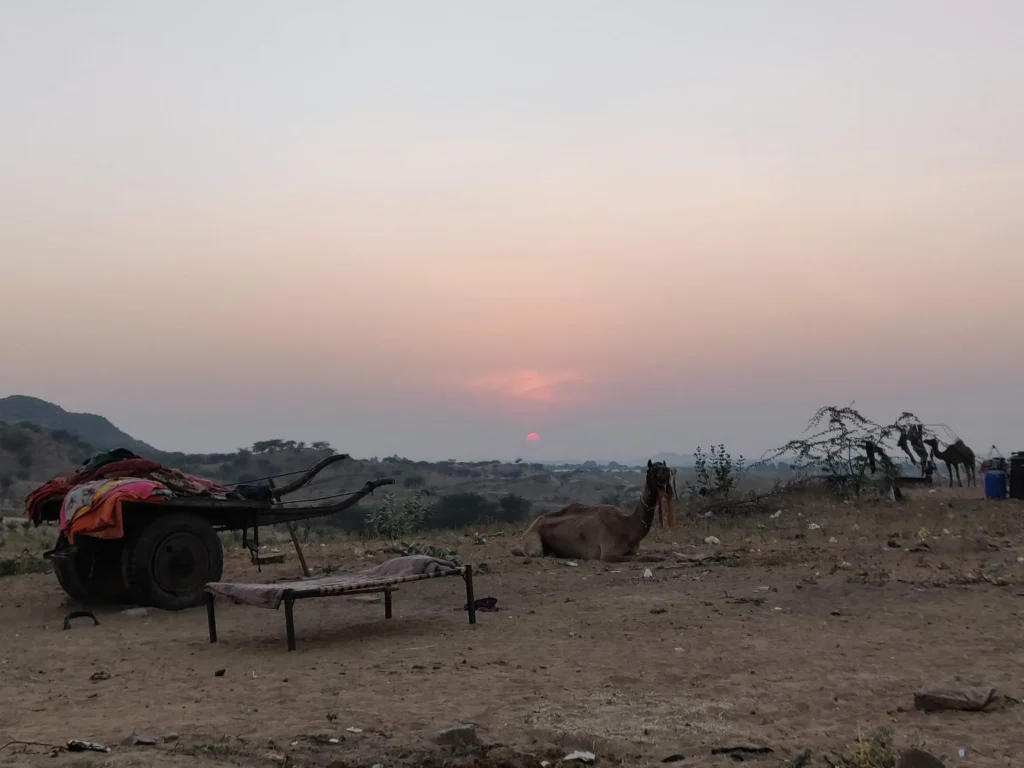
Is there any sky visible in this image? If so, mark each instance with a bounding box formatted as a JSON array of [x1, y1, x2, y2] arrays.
[[1, 1, 1022, 462]]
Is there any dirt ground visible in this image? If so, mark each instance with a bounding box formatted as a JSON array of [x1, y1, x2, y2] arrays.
[[2, 487, 1023, 767]]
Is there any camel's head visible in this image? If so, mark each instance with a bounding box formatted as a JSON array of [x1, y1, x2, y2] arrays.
[[646, 459, 677, 500]]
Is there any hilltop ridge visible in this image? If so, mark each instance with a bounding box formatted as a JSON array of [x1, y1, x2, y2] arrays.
[[0, 395, 157, 456]]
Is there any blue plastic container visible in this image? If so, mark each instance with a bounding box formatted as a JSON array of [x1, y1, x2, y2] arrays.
[[984, 469, 1007, 500]]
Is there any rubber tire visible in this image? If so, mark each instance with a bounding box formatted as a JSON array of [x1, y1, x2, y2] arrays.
[[122, 513, 223, 611], [52, 533, 130, 604], [53, 534, 88, 601]]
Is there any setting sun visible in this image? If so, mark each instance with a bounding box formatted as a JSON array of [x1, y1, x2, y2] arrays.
[[526, 432, 540, 442]]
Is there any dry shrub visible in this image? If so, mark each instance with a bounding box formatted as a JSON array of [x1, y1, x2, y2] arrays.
[[832, 727, 904, 768]]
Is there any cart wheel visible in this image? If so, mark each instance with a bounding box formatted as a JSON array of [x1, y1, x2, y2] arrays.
[[52, 533, 130, 604], [122, 514, 223, 611]]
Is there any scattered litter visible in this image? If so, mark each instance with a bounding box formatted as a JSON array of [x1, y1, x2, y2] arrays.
[[346, 727, 363, 734], [434, 725, 480, 748], [711, 746, 774, 758], [563, 560, 579, 567], [67, 740, 109, 753], [63, 611, 98, 631], [120, 607, 149, 618], [464, 596, 499, 612], [643, 568, 654, 580], [828, 537, 838, 544], [959, 747, 966, 758], [942, 528, 951, 535], [704, 536, 721, 546], [328, 738, 340, 744], [807, 523, 820, 531], [769, 510, 782, 519], [563, 750, 596, 763]]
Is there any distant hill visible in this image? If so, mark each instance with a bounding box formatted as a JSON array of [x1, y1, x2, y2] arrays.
[[0, 395, 157, 456], [0, 421, 96, 509]]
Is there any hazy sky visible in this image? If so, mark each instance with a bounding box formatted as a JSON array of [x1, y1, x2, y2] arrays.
[[2, 1, 1022, 461]]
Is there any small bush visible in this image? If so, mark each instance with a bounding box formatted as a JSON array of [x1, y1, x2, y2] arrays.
[[403, 474, 426, 489], [834, 727, 900, 768], [687, 444, 744, 498], [365, 493, 429, 539], [427, 493, 499, 529], [496, 493, 532, 523], [0, 430, 32, 453], [0, 555, 50, 578]]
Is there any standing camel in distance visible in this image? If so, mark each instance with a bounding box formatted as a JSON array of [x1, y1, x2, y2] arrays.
[[924, 437, 976, 488], [513, 460, 675, 562]]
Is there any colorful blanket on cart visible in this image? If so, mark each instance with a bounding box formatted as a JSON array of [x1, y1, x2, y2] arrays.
[[61, 477, 172, 543], [25, 448, 234, 528]]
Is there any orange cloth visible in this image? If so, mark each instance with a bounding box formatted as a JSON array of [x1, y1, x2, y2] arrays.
[[64, 478, 168, 544]]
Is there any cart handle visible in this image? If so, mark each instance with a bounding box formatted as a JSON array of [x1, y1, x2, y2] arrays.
[[269, 453, 351, 499]]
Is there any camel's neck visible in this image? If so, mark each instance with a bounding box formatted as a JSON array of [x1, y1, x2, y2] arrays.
[[630, 482, 659, 537]]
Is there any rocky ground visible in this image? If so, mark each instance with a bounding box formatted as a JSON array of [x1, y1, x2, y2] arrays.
[[1, 487, 1022, 767]]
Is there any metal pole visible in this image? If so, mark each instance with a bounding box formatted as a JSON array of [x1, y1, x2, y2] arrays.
[[464, 565, 476, 625], [206, 593, 217, 643], [284, 594, 296, 651], [268, 478, 310, 577]]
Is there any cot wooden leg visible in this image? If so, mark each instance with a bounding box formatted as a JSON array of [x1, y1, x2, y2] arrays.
[[464, 565, 476, 625], [206, 592, 217, 644], [284, 595, 296, 652], [384, 588, 393, 619]]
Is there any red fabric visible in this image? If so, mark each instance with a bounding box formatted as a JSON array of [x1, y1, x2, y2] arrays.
[[24, 458, 163, 523]]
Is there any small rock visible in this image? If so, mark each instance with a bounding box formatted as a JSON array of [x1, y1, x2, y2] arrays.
[[828, 537, 838, 544], [914, 680, 996, 712], [163, 733, 179, 743], [346, 727, 363, 734], [896, 747, 946, 768], [564, 750, 596, 763], [214, 669, 226, 677], [643, 568, 654, 579], [769, 510, 782, 519], [123, 730, 158, 746], [121, 607, 149, 618], [89, 671, 111, 681], [563, 560, 580, 567], [807, 523, 820, 531], [704, 536, 721, 546], [434, 724, 480, 749]]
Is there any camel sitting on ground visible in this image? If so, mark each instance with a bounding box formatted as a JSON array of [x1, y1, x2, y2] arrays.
[[512, 460, 675, 562], [924, 437, 976, 488]]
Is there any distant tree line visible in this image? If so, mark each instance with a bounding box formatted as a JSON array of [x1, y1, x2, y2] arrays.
[[310, 491, 534, 538]]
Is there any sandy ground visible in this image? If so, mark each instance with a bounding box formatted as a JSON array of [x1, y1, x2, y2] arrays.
[[1, 487, 1023, 767]]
